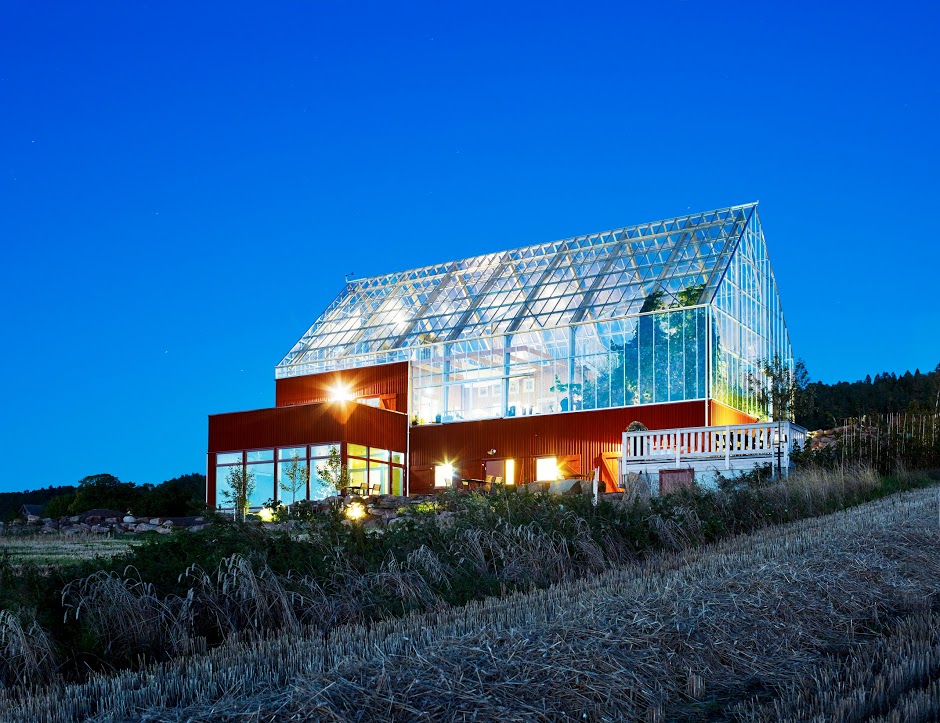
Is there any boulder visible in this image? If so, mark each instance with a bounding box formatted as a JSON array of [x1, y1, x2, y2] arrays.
[[69, 515, 81, 524], [148, 518, 162, 525], [90, 525, 110, 534], [122, 515, 136, 523], [155, 526, 173, 534], [161, 519, 175, 527], [105, 517, 119, 524], [26, 515, 41, 524], [135, 517, 150, 524], [135, 523, 158, 533], [61, 525, 82, 535], [374, 495, 408, 509], [85, 515, 102, 525]]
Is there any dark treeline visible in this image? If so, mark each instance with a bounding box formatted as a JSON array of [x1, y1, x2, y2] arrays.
[[1, 473, 206, 521], [799, 363, 940, 430], [0, 485, 77, 522]]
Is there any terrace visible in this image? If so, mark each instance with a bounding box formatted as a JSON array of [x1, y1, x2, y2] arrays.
[[622, 421, 808, 487]]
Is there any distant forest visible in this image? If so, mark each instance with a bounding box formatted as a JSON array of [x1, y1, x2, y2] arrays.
[[799, 362, 940, 430], [0, 473, 205, 521]]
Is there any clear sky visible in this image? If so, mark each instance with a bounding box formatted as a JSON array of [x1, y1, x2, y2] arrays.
[[1, 1, 938, 492]]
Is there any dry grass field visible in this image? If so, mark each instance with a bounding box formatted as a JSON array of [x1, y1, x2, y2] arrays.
[[2, 485, 939, 721], [0, 534, 137, 567]]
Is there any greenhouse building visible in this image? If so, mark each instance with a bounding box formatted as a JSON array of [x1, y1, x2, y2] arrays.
[[207, 202, 793, 507]]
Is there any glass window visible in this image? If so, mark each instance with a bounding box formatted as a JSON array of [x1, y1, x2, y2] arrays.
[[434, 464, 454, 488], [536, 457, 559, 482], [247, 462, 274, 508], [246, 449, 274, 463], [311, 444, 336, 459], [216, 452, 242, 465], [369, 447, 390, 462], [369, 465, 389, 495], [311, 458, 337, 498], [391, 451, 404, 465], [278, 459, 309, 504], [216, 463, 239, 510], [348, 443, 368, 459], [278, 447, 307, 461], [347, 462, 367, 491], [391, 467, 403, 495]]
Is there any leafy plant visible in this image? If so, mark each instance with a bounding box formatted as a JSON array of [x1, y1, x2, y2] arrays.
[[315, 446, 345, 495], [279, 455, 309, 516], [220, 466, 255, 521]]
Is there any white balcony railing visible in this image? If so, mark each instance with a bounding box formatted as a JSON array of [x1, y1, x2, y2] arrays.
[[622, 421, 807, 476]]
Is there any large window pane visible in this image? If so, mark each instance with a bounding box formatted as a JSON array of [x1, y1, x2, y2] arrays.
[[278, 447, 307, 461], [216, 452, 242, 465], [311, 444, 336, 459], [277, 459, 308, 504], [216, 463, 237, 508], [246, 449, 274, 463], [247, 463, 274, 508], [369, 447, 390, 462], [536, 457, 559, 482], [368, 465, 388, 495]]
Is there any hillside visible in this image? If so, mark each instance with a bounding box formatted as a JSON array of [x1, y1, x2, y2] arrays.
[[6, 484, 939, 722]]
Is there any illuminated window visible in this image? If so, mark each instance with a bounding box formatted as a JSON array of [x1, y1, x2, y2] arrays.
[[504, 459, 515, 485], [435, 464, 454, 488], [535, 456, 559, 482]]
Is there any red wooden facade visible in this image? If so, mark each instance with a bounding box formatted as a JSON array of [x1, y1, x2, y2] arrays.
[[709, 399, 757, 427], [275, 362, 408, 412], [208, 362, 761, 503], [409, 400, 710, 495], [207, 401, 407, 506]]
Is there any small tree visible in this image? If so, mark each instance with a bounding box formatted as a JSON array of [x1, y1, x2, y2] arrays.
[[316, 446, 346, 496], [279, 454, 309, 516], [220, 465, 255, 521], [747, 354, 811, 477]]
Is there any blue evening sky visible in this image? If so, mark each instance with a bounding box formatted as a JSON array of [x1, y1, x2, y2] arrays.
[[1, 1, 938, 492]]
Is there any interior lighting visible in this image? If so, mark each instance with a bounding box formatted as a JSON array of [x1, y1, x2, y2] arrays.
[[345, 501, 366, 520], [328, 383, 356, 402], [434, 463, 455, 487]]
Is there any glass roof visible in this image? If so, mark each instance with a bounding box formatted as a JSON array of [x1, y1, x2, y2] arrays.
[[277, 203, 757, 372]]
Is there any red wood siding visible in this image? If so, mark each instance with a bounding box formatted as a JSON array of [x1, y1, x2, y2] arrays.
[[275, 362, 409, 412], [408, 401, 707, 495], [709, 400, 758, 426], [207, 403, 408, 505]]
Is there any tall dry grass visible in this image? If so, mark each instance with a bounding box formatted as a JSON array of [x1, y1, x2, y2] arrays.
[[0, 610, 56, 689], [2, 484, 939, 721]]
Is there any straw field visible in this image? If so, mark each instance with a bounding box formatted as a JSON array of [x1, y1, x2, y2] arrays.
[[0, 534, 136, 567], [2, 485, 939, 721]]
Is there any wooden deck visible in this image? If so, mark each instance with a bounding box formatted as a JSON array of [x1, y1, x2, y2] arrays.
[[621, 422, 807, 483]]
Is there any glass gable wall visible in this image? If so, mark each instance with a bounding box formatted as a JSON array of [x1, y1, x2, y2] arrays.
[[276, 203, 792, 424]]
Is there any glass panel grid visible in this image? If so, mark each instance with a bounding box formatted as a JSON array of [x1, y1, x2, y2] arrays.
[[277, 204, 755, 377]]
